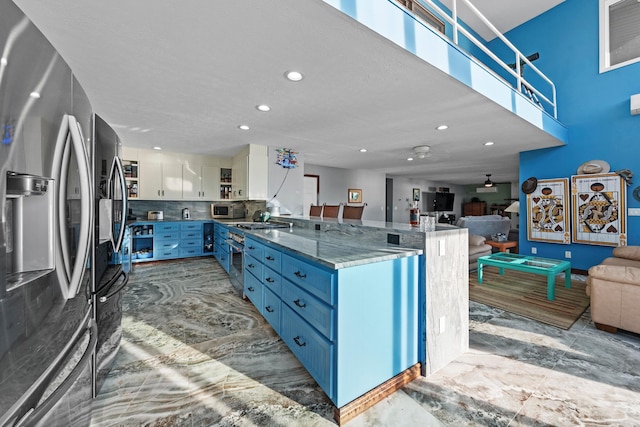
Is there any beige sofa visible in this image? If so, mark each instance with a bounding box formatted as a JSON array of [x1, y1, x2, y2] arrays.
[[456, 215, 512, 270], [586, 246, 640, 334]]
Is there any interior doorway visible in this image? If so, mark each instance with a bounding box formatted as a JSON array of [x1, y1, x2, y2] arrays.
[[385, 178, 393, 223], [303, 174, 319, 216]]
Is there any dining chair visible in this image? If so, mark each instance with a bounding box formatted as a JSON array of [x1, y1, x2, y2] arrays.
[[322, 203, 341, 218], [309, 205, 323, 217], [342, 205, 365, 220]]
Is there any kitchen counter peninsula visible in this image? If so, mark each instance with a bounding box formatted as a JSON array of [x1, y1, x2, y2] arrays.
[[232, 226, 423, 269]]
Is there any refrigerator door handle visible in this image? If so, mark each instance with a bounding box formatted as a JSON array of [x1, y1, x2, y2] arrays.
[[52, 115, 94, 299], [99, 269, 129, 303], [15, 319, 98, 427], [109, 156, 128, 253]]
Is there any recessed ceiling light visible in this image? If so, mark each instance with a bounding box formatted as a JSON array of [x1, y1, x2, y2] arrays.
[[436, 124, 448, 130], [484, 141, 494, 146], [0, 57, 7, 66], [359, 148, 367, 153], [238, 125, 250, 130], [285, 70, 303, 81], [257, 104, 271, 112], [29, 91, 40, 99], [153, 146, 162, 150], [407, 157, 414, 161]]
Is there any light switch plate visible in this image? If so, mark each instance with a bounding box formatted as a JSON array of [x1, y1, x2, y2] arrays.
[[629, 208, 640, 216]]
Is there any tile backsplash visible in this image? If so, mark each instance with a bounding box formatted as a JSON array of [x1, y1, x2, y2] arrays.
[[128, 200, 266, 221]]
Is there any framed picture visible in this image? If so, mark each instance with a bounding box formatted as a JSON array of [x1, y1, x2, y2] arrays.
[[348, 188, 362, 203], [413, 188, 420, 201], [571, 173, 627, 246], [526, 178, 570, 244]]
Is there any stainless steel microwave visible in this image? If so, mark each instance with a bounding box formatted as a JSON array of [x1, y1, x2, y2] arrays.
[[211, 203, 244, 219]]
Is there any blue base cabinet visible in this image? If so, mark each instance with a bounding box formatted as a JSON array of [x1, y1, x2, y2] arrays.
[[213, 223, 230, 273], [243, 235, 419, 408], [126, 221, 213, 263]]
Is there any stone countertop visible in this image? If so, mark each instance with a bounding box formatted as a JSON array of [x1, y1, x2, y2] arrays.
[[240, 227, 423, 270]]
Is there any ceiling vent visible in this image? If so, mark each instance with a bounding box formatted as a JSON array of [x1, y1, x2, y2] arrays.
[[412, 145, 431, 159]]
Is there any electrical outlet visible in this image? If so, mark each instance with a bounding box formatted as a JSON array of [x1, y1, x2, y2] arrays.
[[565, 251, 571, 258], [439, 240, 446, 256], [531, 247, 537, 254], [315, 224, 321, 231], [439, 316, 446, 334], [629, 208, 640, 216]]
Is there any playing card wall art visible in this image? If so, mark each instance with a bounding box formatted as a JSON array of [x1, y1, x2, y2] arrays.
[[571, 173, 627, 246], [527, 178, 570, 244]]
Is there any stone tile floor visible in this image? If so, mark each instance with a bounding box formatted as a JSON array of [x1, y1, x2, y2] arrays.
[[91, 258, 640, 426]]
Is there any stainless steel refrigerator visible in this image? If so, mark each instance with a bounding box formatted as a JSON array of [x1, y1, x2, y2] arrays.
[[0, 0, 115, 424]]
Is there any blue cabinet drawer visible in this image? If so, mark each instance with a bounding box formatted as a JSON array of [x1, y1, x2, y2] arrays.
[[155, 223, 179, 233], [263, 247, 282, 273], [180, 238, 201, 248], [244, 270, 263, 309], [282, 304, 334, 398], [181, 222, 202, 231], [155, 231, 179, 241], [244, 237, 264, 261], [155, 247, 180, 259], [181, 230, 202, 239], [263, 287, 281, 335], [263, 266, 282, 296], [282, 279, 334, 341], [282, 254, 334, 305], [215, 244, 230, 273], [179, 247, 201, 257], [155, 240, 178, 251], [244, 253, 263, 282]]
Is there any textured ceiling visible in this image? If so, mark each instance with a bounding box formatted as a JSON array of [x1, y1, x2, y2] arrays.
[[13, 0, 565, 185]]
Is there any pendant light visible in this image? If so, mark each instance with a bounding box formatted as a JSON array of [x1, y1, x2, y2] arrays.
[[484, 174, 493, 187]]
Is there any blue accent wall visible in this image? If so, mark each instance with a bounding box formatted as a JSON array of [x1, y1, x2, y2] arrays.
[[490, 0, 640, 269]]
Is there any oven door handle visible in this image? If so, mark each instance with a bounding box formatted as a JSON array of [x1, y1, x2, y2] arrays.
[[224, 239, 243, 252]]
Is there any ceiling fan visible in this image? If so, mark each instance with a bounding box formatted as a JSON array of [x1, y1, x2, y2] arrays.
[[412, 145, 431, 159], [484, 174, 493, 187]]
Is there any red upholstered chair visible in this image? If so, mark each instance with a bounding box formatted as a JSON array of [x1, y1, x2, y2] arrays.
[[322, 204, 340, 218], [342, 205, 365, 220], [309, 205, 323, 217]]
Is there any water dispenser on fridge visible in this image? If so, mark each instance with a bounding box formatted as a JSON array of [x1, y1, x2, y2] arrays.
[[5, 172, 55, 285]]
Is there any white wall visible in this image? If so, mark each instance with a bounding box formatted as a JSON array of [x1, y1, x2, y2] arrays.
[[388, 176, 466, 223], [267, 147, 305, 216], [304, 164, 386, 221]]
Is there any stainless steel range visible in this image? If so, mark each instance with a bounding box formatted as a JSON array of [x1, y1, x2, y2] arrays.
[[225, 222, 291, 294]]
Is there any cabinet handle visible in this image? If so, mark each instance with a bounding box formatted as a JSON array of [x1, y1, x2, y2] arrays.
[[247, 263, 255, 269], [266, 256, 275, 261], [248, 286, 254, 292], [293, 336, 306, 347], [293, 299, 306, 308], [265, 306, 274, 313], [157, 190, 161, 196], [162, 190, 165, 196], [294, 271, 307, 279], [266, 277, 275, 283], [248, 246, 255, 250]]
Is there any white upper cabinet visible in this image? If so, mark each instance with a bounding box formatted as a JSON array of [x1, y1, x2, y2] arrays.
[[182, 160, 220, 200], [232, 144, 268, 200], [139, 152, 183, 200]]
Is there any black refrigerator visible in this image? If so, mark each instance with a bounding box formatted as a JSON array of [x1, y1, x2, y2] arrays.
[[0, 1, 120, 425]]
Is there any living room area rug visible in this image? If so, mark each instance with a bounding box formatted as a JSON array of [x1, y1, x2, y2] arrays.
[[469, 267, 590, 330]]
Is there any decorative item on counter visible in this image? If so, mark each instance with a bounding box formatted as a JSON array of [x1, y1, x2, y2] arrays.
[[409, 201, 420, 227], [275, 148, 298, 169], [413, 188, 420, 201], [577, 159, 610, 175]]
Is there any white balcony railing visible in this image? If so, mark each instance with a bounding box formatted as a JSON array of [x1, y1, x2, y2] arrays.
[[414, 0, 558, 118]]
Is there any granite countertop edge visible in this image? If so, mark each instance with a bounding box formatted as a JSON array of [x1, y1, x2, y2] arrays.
[[243, 228, 423, 270]]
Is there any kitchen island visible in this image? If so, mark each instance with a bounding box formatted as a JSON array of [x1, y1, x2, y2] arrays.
[[213, 217, 469, 424]]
